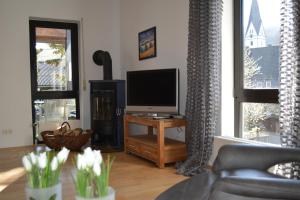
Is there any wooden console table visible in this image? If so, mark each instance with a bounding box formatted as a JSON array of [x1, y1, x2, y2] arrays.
[[124, 115, 187, 168]]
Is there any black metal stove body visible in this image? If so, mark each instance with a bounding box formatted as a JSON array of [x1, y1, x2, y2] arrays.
[[90, 80, 125, 151]]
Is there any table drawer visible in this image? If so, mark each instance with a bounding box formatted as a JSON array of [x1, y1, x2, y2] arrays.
[[127, 139, 140, 153], [141, 145, 157, 161]]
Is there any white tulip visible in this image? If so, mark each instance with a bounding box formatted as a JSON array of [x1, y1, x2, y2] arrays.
[[77, 154, 87, 170], [38, 152, 47, 169], [83, 147, 93, 156], [93, 150, 103, 165], [83, 147, 95, 167], [29, 152, 37, 165], [51, 156, 58, 171], [76, 154, 82, 169], [57, 147, 70, 164], [93, 163, 101, 176], [22, 156, 32, 171]]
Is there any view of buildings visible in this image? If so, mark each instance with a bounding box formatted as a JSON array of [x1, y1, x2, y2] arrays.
[[34, 28, 76, 123], [242, 0, 280, 144]]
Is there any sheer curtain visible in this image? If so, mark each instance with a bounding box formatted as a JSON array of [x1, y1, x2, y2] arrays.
[[177, 0, 223, 176], [279, 0, 300, 179]]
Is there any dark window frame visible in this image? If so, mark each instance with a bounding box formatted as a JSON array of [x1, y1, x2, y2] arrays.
[[233, 0, 279, 138], [29, 20, 80, 143]]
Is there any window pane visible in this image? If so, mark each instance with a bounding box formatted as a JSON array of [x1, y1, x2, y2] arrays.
[[242, 103, 280, 144], [36, 27, 73, 91], [243, 0, 280, 89], [34, 99, 76, 122]]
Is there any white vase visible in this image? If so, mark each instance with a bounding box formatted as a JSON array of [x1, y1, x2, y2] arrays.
[[75, 187, 115, 200], [25, 183, 62, 200]]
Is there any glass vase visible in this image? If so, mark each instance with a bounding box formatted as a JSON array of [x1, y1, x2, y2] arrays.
[[25, 183, 62, 200], [75, 186, 115, 200]]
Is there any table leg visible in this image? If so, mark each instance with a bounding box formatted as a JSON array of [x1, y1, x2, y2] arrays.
[[157, 121, 165, 168], [124, 117, 129, 153], [148, 126, 153, 136]]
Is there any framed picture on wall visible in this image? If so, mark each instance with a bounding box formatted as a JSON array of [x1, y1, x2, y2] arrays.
[[138, 27, 157, 60]]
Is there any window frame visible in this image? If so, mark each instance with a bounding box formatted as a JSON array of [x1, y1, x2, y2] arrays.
[[29, 19, 80, 143], [233, 0, 279, 138]]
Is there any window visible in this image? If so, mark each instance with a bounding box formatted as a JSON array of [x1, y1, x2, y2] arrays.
[[234, 0, 280, 144], [29, 20, 80, 125], [256, 81, 262, 88]]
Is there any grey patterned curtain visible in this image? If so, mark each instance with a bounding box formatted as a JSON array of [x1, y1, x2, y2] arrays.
[[177, 0, 222, 176], [279, 0, 300, 179]]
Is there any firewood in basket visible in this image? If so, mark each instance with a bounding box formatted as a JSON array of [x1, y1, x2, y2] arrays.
[[61, 125, 68, 133], [73, 128, 83, 136], [65, 130, 73, 136]]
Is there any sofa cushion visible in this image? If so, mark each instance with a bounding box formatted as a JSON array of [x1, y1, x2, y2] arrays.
[[156, 171, 216, 200], [212, 170, 300, 200]]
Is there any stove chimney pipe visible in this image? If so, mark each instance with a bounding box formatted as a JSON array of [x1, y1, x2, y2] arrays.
[[92, 50, 112, 80]]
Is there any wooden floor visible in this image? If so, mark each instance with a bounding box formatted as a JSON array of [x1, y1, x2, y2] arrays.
[[0, 146, 187, 200]]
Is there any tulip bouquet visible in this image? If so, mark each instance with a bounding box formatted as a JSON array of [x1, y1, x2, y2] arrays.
[[22, 147, 70, 188], [74, 147, 114, 199]]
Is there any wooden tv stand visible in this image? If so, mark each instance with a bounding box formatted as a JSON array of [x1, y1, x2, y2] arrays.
[[124, 114, 187, 168]]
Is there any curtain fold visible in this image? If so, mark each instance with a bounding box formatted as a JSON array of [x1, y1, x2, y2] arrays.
[[279, 0, 300, 179], [177, 0, 222, 176]]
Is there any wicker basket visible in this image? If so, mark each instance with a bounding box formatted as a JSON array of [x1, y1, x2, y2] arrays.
[[41, 122, 92, 151]]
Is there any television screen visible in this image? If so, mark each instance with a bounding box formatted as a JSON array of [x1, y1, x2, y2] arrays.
[[126, 69, 177, 110]]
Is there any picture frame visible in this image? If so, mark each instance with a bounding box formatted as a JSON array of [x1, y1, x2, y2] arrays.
[[138, 26, 157, 60]]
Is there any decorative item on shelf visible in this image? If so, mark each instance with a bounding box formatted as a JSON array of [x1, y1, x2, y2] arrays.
[[73, 147, 115, 200], [22, 147, 70, 200], [41, 122, 92, 151], [139, 26, 157, 60]]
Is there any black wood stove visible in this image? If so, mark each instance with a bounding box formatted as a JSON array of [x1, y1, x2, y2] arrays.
[[90, 50, 125, 152]]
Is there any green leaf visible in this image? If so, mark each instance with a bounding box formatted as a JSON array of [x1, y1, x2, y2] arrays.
[[30, 197, 36, 200], [49, 194, 57, 200]]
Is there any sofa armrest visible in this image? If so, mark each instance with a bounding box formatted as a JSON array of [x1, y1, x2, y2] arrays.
[[212, 144, 300, 172]]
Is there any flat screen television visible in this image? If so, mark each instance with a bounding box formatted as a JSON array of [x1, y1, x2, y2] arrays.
[[126, 68, 179, 114]]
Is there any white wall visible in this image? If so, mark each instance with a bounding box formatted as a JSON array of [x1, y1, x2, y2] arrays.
[[0, 0, 121, 148], [0, 0, 237, 154], [120, 0, 189, 140], [120, 0, 189, 114], [120, 0, 235, 142], [222, 0, 235, 137]]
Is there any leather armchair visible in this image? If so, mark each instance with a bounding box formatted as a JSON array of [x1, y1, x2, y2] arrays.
[[156, 144, 300, 200]]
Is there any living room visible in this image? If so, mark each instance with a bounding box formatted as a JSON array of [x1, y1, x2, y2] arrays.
[[1, 0, 300, 199]]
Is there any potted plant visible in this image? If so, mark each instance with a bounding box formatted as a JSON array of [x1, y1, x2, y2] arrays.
[[22, 147, 70, 200], [73, 147, 115, 200]]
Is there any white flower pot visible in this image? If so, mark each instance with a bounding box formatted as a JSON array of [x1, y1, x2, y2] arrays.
[[75, 187, 115, 200], [25, 183, 62, 200]]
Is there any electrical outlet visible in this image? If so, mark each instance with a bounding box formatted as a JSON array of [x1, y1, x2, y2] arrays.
[[2, 129, 12, 135]]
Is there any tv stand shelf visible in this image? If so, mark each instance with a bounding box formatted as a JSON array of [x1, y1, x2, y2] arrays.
[[124, 115, 187, 168]]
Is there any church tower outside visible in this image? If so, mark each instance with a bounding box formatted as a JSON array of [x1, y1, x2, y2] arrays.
[[244, 0, 266, 48]]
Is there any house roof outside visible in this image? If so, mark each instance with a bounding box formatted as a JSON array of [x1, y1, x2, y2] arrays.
[[250, 45, 280, 87], [246, 0, 263, 34], [36, 42, 67, 89], [37, 62, 66, 88], [36, 27, 66, 44]]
